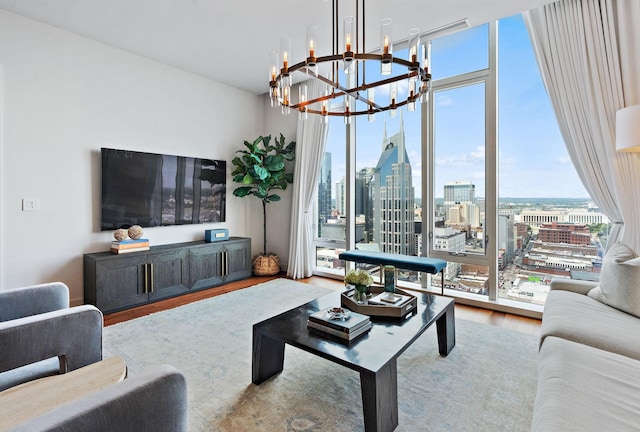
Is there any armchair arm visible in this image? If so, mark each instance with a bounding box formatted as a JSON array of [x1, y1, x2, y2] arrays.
[[549, 278, 599, 295], [0, 305, 103, 374], [13, 365, 188, 432], [0, 282, 69, 322]]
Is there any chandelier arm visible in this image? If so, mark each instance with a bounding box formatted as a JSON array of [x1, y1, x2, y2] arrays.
[[301, 96, 415, 116], [276, 55, 426, 85]]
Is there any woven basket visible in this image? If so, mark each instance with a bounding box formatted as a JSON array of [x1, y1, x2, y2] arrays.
[[252, 254, 280, 276]]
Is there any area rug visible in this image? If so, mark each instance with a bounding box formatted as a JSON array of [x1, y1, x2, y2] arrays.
[[103, 279, 539, 431]]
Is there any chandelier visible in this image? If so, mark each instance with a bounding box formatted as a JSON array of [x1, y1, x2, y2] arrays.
[[268, 0, 431, 124]]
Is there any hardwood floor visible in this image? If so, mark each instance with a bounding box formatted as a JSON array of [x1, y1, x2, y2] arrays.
[[103, 274, 542, 337]]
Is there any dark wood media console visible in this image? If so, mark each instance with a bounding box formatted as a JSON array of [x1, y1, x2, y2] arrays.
[[84, 237, 251, 313]]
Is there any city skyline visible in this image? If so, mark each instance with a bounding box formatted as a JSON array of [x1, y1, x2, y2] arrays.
[[324, 14, 591, 201]]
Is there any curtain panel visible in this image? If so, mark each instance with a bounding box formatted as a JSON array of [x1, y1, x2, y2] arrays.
[[524, 0, 640, 253], [286, 80, 330, 278]]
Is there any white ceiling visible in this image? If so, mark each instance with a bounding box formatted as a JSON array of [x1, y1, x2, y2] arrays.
[[0, 0, 556, 95]]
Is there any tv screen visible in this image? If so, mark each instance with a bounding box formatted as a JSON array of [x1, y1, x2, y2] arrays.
[[101, 148, 226, 230]]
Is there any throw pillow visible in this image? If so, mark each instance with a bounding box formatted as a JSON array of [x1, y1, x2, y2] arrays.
[[588, 241, 640, 317]]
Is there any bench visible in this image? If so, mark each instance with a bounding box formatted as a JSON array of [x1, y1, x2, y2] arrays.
[[338, 250, 448, 295]]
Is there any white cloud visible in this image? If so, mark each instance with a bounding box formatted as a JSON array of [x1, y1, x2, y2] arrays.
[[556, 155, 573, 164], [437, 94, 454, 106], [436, 146, 485, 166]]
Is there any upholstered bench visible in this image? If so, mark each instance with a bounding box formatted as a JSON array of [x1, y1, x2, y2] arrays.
[[338, 250, 448, 294]]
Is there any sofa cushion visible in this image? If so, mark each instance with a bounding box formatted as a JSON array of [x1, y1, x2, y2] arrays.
[[532, 336, 640, 432], [588, 241, 640, 318], [541, 289, 640, 361]]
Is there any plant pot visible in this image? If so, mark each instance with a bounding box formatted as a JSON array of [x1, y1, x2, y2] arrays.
[[252, 253, 280, 276]]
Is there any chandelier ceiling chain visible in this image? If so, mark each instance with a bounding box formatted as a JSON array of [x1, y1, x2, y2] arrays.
[[268, 0, 432, 123]]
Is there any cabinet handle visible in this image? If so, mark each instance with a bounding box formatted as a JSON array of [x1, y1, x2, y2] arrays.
[[149, 263, 154, 293], [143, 264, 148, 294], [225, 251, 229, 276]]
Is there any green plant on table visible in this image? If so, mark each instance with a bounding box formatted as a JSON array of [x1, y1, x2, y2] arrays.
[[344, 269, 373, 288]]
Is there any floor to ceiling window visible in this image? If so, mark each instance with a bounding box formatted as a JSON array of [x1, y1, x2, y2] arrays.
[[315, 114, 347, 274], [313, 15, 602, 312], [495, 14, 604, 306]]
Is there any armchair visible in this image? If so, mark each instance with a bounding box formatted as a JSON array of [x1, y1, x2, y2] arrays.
[[0, 282, 103, 391]]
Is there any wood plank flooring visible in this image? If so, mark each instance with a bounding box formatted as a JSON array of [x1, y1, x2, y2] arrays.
[[103, 274, 541, 337]]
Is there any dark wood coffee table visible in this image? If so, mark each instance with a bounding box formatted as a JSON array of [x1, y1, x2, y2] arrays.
[[252, 290, 455, 432]]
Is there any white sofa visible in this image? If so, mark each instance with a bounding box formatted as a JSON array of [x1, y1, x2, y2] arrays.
[[531, 242, 640, 431]]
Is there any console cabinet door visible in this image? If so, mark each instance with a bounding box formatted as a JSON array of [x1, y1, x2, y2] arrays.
[[189, 244, 224, 290], [94, 255, 149, 312], [224, 239, 252, 282], [148, 249, 190, 301]]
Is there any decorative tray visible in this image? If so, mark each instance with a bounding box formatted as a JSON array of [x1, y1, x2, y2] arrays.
[[341, 285, 418, 319]]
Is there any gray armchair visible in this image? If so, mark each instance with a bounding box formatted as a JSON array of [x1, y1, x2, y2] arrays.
[[1, 283, 189, 431], [0, 282, 103, 391], [10, 364, 189, 432]]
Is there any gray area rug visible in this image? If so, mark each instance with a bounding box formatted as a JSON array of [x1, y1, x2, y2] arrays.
[[103, 279, 538, 431]]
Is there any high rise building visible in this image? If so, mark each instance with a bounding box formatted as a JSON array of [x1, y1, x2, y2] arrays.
[[498, 214, 515, 267], [372, 114, 415, 255], [318, 152, 332, 237], [433, 227, 465, 279], [356, 167, 375, 241], [444, 181, 475, 221], [335, 177, 345, 216]]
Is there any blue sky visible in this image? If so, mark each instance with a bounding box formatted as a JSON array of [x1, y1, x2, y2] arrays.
[[324, 14, 590, 200]]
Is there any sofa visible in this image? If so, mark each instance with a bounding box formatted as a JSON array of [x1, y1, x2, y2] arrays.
[[1, 282, 188, 431], [531, 241, 640, 431]]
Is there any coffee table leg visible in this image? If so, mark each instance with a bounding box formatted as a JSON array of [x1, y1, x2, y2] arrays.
[[436, 301, 456, 356], [360, 359, 398, 432], [252, 326, 285, 384]]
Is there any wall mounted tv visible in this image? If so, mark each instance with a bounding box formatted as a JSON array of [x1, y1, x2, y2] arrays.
[[101, 148, 226, 230]]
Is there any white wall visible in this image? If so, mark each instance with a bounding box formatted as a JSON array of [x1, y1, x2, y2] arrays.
[[0, 10, 270, 304], [257, 96, 297, 268]]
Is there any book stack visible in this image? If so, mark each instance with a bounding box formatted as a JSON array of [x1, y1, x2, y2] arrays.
[[307, 307, 372, 341], [110, 238, 150, 254]]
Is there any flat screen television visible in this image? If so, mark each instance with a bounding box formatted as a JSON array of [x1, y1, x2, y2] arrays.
[[101, 148, 226, 230]]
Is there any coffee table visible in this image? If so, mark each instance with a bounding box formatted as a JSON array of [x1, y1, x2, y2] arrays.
[[252, 291, 455, 432]]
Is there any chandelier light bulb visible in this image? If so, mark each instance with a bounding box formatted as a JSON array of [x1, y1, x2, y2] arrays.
[[299, 84, 308, 120], [422, 41, 432, 76], [408, 28, 420, 72], [389, 82, 397, 118], [380, 18, 393, 76]]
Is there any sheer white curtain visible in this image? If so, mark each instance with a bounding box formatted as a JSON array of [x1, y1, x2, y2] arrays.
[[287, 80, 329, 278], [524, 0, 640, 253]]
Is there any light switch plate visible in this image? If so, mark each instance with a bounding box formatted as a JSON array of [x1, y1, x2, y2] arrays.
[[22, 198, 41, 211]]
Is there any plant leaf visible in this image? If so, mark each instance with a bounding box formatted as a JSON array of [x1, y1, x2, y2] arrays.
[[254, 164, 269, 180], [233, 186, 252, 197]]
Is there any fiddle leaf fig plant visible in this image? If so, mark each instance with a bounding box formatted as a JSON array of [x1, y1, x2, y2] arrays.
[[231, 134, 296, 256]]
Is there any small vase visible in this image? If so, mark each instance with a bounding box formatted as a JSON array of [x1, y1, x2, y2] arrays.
[[384, 265, 396, 292], [354, 285, 368, 304]]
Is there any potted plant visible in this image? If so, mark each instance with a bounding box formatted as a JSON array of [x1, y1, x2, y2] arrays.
[[231, 134, 296, 275]]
